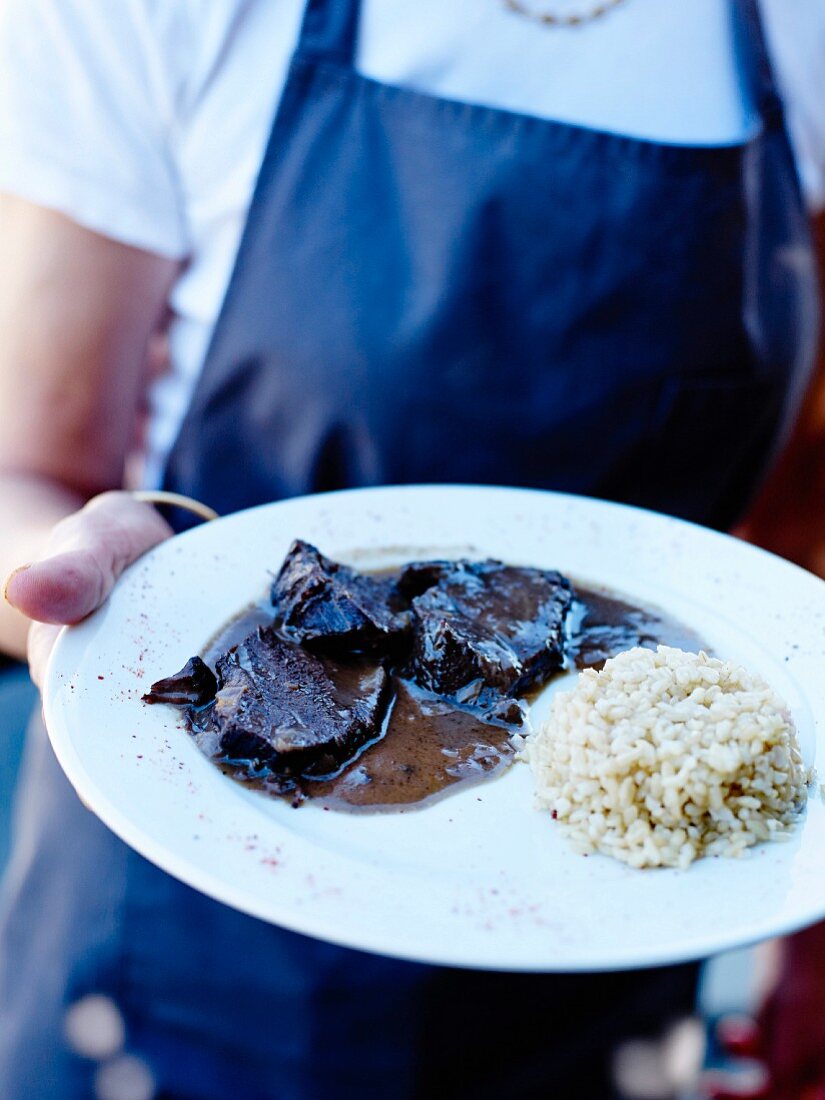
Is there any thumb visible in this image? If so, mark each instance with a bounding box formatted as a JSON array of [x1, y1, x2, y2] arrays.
[[4, 491, 171, 626]]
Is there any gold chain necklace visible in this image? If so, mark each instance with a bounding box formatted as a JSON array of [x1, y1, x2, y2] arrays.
[[502, 0, 627, 27]]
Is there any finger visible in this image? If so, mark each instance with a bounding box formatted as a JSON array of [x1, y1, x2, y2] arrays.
[[4, 492, 171, 625], [5, 548, 126, 625], [28, 622, 62, 691]]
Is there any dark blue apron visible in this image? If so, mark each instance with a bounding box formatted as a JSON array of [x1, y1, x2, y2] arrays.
[[163, 0, 816, 529], [0, 1, 817, 1097]]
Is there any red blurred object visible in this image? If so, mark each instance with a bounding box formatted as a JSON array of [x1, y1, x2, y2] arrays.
[[737, 215, 825, 576], [716, 1014, 762, 1059], [702, 1070, 770, 1100]]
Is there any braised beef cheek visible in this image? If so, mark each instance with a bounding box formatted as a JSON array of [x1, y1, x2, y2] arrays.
[[144, 541, 702, 812], [209, 627, 391, 778], [270, 539, 409, 655], [406, 561, 572, 712], [143, 656, 217, 708]]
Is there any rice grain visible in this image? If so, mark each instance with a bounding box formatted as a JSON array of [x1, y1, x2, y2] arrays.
[[525, 646, 809, 869]]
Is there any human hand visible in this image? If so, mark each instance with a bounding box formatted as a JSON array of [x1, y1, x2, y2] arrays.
[[2, 491, 171, 688], [704, 925, 825, 1100]]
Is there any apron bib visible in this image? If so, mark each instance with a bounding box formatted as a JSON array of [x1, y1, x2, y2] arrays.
[[163, 0, 817, 530], [0, 2, 818, 1097]]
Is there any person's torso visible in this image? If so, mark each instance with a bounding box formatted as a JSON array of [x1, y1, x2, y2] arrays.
[[159, 0, 817, 533], [143, 0, 762, 488]]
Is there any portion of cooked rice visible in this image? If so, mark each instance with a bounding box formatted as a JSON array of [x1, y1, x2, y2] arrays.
[[526, 646, 809, 869]]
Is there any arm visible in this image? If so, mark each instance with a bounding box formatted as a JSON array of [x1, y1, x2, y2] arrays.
[[0, 194, 179, 662]]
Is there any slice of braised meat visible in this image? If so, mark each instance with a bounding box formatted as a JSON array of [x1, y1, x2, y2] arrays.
[[210, 626, 391, 778], [143, 656, 218, 708], [270, 539, 409, 654], [395, 560, 455, 600], [408, 561, 573, 710]]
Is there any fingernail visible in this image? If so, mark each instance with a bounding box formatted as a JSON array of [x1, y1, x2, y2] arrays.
[[3, 563, 32, 606]]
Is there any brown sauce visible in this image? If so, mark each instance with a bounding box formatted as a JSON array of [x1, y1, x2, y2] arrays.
[[198, 582, 704, 814], [301, 678, 513, 811], [567, 586, 705, 671]]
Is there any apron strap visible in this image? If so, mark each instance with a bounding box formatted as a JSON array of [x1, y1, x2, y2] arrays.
[[737, 0, 784, 126], [295, 0, 360, 66]]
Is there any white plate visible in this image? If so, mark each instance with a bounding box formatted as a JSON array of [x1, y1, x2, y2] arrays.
[[43, 485, 825, 971]]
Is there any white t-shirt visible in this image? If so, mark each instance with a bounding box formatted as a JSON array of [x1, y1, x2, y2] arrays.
[[1, 0, 824, 488]]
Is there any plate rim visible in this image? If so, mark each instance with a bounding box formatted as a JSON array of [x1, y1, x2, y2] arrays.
[[42, 483, 825, 971]]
